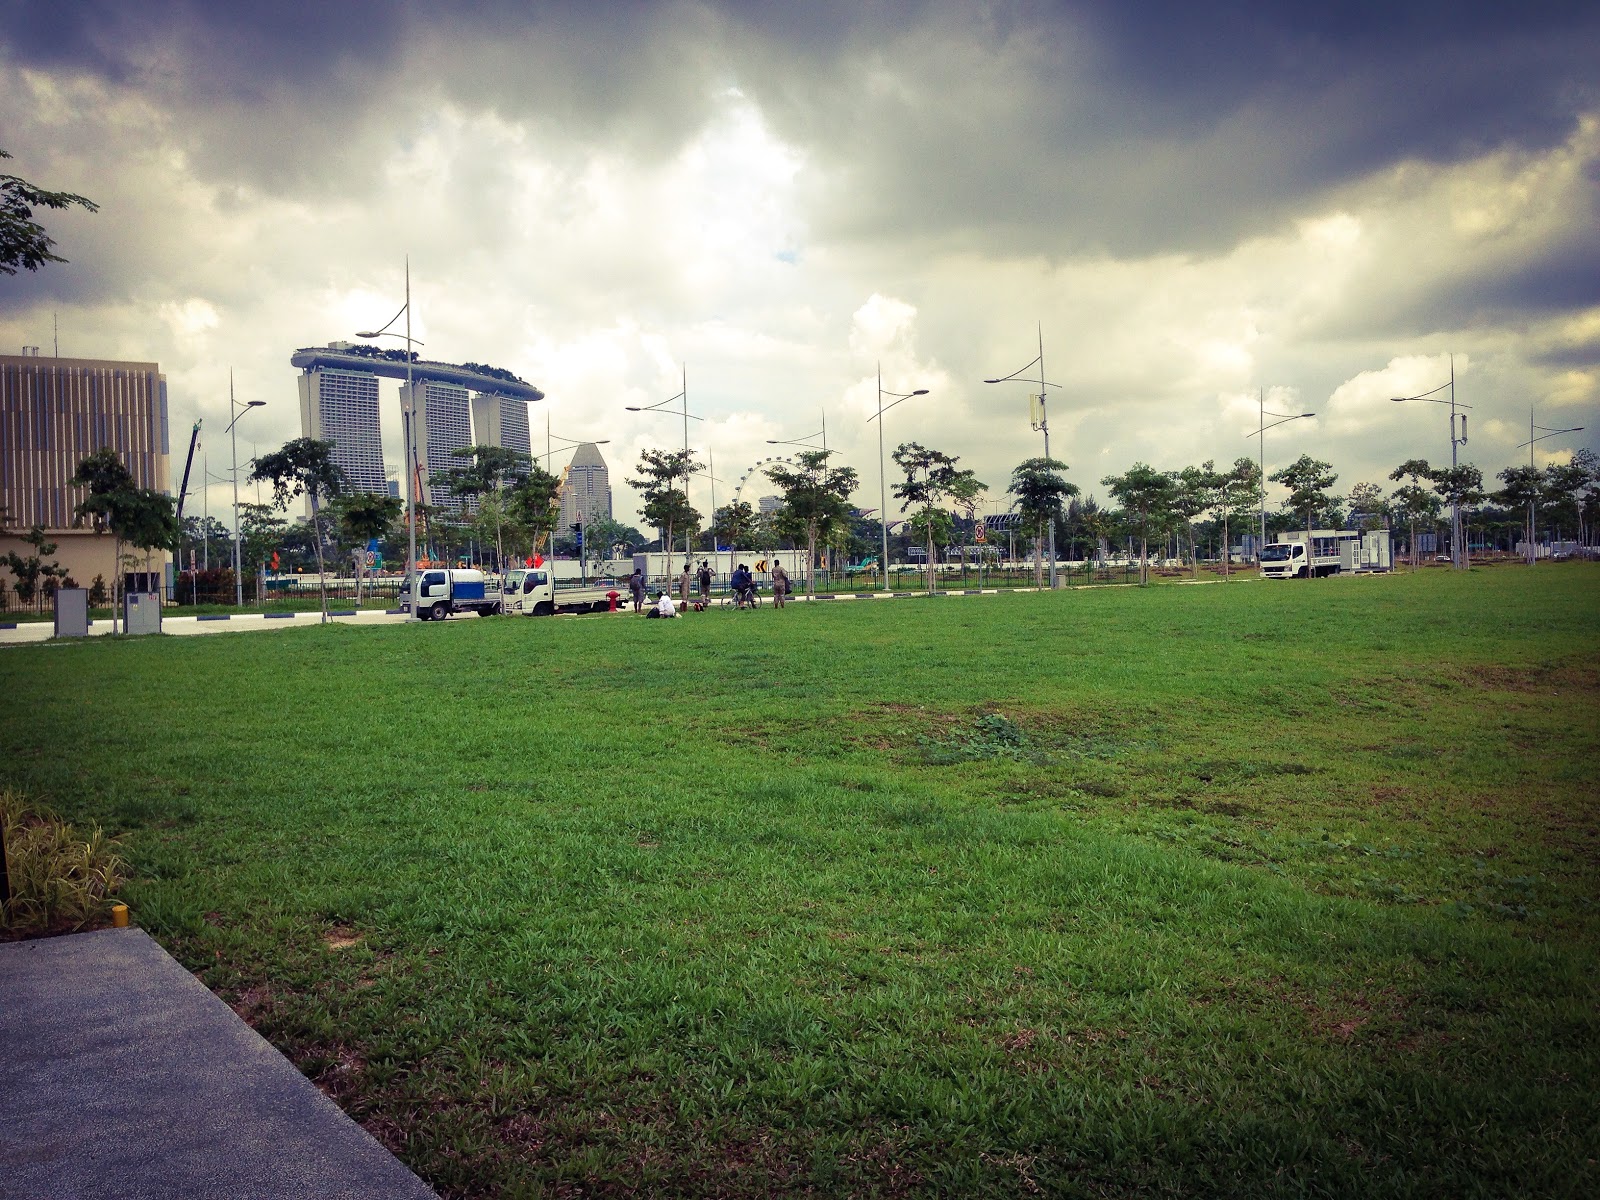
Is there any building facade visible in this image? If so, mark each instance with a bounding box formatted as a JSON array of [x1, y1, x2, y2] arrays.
[[0, 352, 172, 594], [296, 367, 387, 495], [557, 442, 613, 531], [469, 392, 532, 459], [402, 380, 474, 508]]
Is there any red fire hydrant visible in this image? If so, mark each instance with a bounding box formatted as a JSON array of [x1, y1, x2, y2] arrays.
[[606, 590, 620, 612]]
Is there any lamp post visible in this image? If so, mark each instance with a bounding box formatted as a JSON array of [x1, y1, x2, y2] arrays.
[[357, 258, 422, 620], [626, 364, 701, 571], [985, 325, 1062, 588], [225, 372, 265, 609], [1516, 408, 1584, 564], [1391, 356, 1471, 570], [1248, 389, 1316, 558], [866, 363, 929, 592]]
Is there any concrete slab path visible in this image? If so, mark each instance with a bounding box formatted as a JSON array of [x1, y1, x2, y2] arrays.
[[0, 927, 436, 1200]]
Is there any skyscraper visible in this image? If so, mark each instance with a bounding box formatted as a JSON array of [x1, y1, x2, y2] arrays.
[[402, 380, 473, 507], [0, 351, 171, 590], [558, 443, 613, 531], [470, 392, 532, 459], [297, 367, 386, 493]]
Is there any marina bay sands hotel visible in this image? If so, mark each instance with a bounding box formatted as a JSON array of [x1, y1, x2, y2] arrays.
[[290, 343, 544, 506]]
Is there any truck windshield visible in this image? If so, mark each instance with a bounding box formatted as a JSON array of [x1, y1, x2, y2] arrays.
[[1260, 545, 1296, 562]]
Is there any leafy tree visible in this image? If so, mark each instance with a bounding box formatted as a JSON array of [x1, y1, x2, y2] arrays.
[[711, 500, 759, 557], [1542, 450, 1596, 546], [893, 443, 985, 592], [1213, 458, 1260, 577], [179, 515, 231, 571], [332, 491, 402, 599], [1494, 465, 1544, 564], [70, 449, 178, 631], [1345, 481, 1387, 533], [238, 502, 286, 591], [1, 149, 99, 276], [1, 527, 65, 604], [444, 444, 532, 567], [1430, 464, 1485, 562], [581, 517, 641, 573], [1008, 457, 1078, 587], [765, 450, 860, 595], [250, 438, 347, 620], [1388, 459, 1438, 568], [1270, 455, 1338, 557], [1169, 462, 1217, 579], [628, 448, 704, 566], [504, 463, 563, 559], [1101, 463, 1176, 584]]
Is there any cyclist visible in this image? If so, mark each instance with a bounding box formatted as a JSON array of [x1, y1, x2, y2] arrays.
[[730, 562, 757, 608]]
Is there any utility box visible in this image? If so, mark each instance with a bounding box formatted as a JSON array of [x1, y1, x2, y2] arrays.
[[124, 591, 162, 636], [54, 587, 89, 638]]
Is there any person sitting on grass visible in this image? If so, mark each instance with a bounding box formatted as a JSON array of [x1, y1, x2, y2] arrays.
[[647, 590, 677, 619]]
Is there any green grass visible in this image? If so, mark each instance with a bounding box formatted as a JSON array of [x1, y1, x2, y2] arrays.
[[2, 567, 1597, 1198]]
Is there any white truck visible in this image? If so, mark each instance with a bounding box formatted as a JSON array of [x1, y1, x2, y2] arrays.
[[400, 569, 503, 619], [501, 567, 625, 616], [1260, 529, 1392, 579]]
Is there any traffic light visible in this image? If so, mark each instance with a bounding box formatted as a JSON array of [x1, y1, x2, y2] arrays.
[[572, 522, 583, 547]]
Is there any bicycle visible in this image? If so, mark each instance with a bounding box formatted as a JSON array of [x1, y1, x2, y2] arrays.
[[720, 589, 763, 610]]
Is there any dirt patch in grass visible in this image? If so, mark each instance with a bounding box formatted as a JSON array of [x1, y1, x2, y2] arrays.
[[323, 925, 363, 951]]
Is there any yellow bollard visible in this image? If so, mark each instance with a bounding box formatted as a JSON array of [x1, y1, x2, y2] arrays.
[[111, 904, 129, 928]]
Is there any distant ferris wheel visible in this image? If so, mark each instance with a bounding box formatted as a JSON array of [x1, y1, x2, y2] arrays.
[[731, 455, 798, 506]]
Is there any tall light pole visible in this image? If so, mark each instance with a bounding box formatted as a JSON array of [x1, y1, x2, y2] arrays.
[[1517, 408, 1584, 564], [866, 363, 928, 592], [626, 364, 700, 571], [986, 325, 1062, 588], [1249, 389, 1316, 557], [357, 257, 422, 620], [225, 372, 265, 609], [1392, 355, 1471, 570]]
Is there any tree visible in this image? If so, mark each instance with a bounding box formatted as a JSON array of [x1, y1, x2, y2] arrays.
[[238, 503, 286, 593], [893, 443, 985, 593], [1431, 464, 1485, 562], [1542, 450, 1596, 547], [1008, 457, 1079, 587], [1169, 462, 1218, 579], [1213, 458, 1260, 579], [1494, 465, 1544, 564], [628, 448, 704, 567], [1, 149, 99, 276], [250, 438, 347, 621], [504, 463, 563, 559], [765, 450, 860, 595], [444, 444, 532, 567], [581, 517, 641, 573], [1388, 459, 1438, 568], [1, 527, 66, 605], [1101, 463, 1176, 584], [711, 500, 759, 558], [70, 449, 177, 633], [333, 491, 402, 600], [1270, 455, 1338, 559]]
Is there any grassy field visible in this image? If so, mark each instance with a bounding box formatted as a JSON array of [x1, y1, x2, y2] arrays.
[[2, 566, 1596, 1198]]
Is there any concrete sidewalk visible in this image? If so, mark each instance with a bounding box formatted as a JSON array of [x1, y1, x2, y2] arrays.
[[0, 927, 436, 1200]]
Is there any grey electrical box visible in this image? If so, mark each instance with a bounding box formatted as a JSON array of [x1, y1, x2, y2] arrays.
[[124, 591, 163, 635], [54, 587, 89, 637]]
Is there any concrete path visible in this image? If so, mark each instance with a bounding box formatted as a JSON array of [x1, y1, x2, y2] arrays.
[[0, 927, 436, 1200]]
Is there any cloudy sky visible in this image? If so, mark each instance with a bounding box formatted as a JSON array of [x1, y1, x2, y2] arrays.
[[3, 0, 1598, 530]]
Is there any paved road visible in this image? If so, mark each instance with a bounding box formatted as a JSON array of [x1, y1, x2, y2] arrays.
[[0, 927, 437, 1199]]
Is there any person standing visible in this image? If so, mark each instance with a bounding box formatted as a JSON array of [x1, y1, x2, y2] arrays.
[[696, 560, 712, 606], [679, 564, 692, 609], [628, 567, 646, 613], [771, 561, 790, 608]]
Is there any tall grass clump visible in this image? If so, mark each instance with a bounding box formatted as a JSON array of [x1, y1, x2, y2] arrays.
[[0, 787, 127, 938]]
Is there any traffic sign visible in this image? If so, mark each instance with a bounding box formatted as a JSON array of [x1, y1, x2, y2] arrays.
[[975, 522, 987, 544]]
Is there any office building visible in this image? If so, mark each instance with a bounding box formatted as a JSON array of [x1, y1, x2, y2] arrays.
[[557, 442, 613, 531], [0, 351, 171, 592], [297, 367, 386, 495]]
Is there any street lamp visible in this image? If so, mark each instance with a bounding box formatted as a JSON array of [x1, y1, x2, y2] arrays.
[[1247, 389, 1315, 558], [625, 363, 701, 570], [225, 372, 265, 609], [1391, 355, 1471, 570], [357, 257, 422, 620], [866, 363, 928, 592], [1516, 408, 1584, 564], [985, 324, 1062, 588]]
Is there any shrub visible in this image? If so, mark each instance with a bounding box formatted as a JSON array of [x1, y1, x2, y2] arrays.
[[1, 788, 128, 938]]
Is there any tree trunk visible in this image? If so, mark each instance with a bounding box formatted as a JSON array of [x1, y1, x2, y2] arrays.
[[926, 525, 936, 593], [1221, 513, 1230, 580], [311, 495, 329, 622], [1036, 520, 1045, 588], [112, 534, 122, 634]]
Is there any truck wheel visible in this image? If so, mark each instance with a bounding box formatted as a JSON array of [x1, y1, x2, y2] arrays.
[[430, 601, 449, 620], [491, 601, 503, 615], [533, 600, 554, 616]]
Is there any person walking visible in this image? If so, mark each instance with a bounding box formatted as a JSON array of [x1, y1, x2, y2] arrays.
[[628, 567, 646, 613], [696, 560, 712, 607], [771, 561, 790, 608]]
